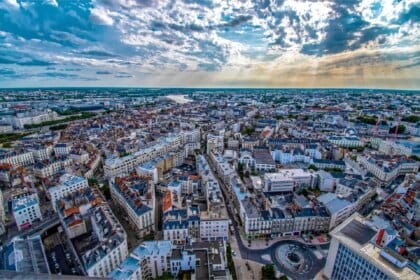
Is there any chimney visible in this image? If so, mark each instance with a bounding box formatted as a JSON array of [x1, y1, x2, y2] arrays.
[[376, 228, 385, 246]]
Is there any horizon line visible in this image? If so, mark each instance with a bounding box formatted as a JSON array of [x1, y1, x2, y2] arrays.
[[0, 86, 419, 92]]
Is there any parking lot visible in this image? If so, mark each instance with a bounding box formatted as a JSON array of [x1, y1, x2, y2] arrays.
[[46, 240, 82, 276]]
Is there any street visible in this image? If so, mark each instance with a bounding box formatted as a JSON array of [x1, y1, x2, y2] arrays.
[[204, 154, 327, 280]]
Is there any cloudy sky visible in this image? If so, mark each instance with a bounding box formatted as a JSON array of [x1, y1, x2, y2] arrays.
[[0, 0, 419, 89]]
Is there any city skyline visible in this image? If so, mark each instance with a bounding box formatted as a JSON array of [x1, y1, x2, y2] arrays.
[[0, 0, 419, 89]]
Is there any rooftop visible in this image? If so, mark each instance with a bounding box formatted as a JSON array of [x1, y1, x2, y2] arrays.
[[332, 214, 418, 280], [4, 235, 49, 274]]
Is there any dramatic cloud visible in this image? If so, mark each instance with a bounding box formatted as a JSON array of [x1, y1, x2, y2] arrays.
[[0, 0, 418, 88]]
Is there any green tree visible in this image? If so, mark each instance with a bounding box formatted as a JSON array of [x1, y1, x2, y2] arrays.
[[242, 127, 255, 136], [88, 178, 98, 187], [156, 272, 173, 280], [2, 142, 11, 148], [261, 263, 276, 280], [402, 115, 420, 123], [389, 125, 406, 134], [410, 155, 420, 162], [237, 162, 244, 179], [100, 181, 111, 200], [226, 244, 237, 280], [308, 164, 318, 171]]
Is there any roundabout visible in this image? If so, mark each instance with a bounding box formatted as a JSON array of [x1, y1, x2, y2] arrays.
[[276, 243, 311, 274]]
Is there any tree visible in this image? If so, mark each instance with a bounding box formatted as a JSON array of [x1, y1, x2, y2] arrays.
[[226, 244, 237, 280], [410, 155, 420, 162], [242, 127, 255, 136], [237, 162, 244, 179], [308, 164, 318, 171], [356, 115, 377, 125], [261, 263, 276, 280], [100, 181, 111, 200], [279, 276, 288, 280], [389, 125, 406, 134], [88, 178, 98, 187], [2, 142, 11, 148], [300, 189, 308, 197], [402, 115, 420, 123], [156, 272, 173, 280]]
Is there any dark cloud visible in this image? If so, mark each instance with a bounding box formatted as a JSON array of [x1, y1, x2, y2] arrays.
[[322, 50, 420, 70], [62, 68, 82, 72], [0, 68, 15, 75], [300, 2, 398, 56], [96, 70, 113, 75], [79, 50, 118, 57], [0, 52, 56, 66], [395, 61, 420, 70], [219, 15, 253, 28], [115, 74, 134, 78], [197, 63, 220, 71]]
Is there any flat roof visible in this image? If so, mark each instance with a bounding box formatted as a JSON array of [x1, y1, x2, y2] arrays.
[[331, 214, 418, 280]]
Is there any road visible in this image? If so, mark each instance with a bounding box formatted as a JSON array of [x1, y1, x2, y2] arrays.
[[204, 154, 326, 279]]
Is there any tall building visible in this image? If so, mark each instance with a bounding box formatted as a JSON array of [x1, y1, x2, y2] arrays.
[[324, 214, 418, 280]]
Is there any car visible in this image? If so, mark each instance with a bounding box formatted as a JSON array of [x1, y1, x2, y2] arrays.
[[232, 251, 237, 256]]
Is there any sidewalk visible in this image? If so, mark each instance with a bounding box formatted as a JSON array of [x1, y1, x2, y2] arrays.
[[234, 257, 263, 280], [236, 226, 330, 250], [236, 227, 301, 250]]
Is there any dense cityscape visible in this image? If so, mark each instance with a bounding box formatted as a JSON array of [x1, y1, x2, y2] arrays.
[[0, 88, 418, 280]]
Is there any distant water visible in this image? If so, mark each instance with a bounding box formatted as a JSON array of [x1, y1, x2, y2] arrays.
[[0, 87, 419, 95]]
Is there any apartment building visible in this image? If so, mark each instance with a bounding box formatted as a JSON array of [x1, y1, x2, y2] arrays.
[[358, 154, 418, 183], [56, 187, 128, 278], [12, 193, 42, 231], [48, 173, 89, 210], [328, 136, 364, 148], [111, 175, 155, 238], [105, 133, 187, 178], [0, 150, 34, 167]]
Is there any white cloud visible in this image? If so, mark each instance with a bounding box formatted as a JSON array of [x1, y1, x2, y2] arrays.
[[43, 0, 58, 7], [2, 0, 19, 9], [90, 7, 114, 26]]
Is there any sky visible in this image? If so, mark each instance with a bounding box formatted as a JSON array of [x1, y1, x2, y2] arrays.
[[0, 0, 419, 89]]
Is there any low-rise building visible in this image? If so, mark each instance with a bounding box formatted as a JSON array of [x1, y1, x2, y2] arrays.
[[253, 148, 276, 171], [264, 169, 317, 193]]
